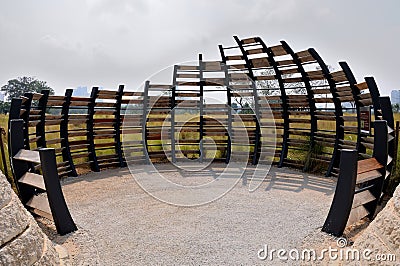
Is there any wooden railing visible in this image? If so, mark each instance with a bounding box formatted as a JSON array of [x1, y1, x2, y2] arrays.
[[5, 35, 395, 236], [322, 120, 390, 236]]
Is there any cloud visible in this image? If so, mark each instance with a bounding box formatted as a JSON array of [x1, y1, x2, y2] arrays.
[[0, 0, 398, 96]]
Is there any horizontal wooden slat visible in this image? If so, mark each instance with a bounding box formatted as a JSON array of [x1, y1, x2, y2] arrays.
[[357, 158, 383, 174], [347, 205, 369, 226], [18, 172, 45, 190], [26, 194, 52, 220], [246, 48, 264, 55], [352, 190, 376, 209], [14, 149, 40, 164]]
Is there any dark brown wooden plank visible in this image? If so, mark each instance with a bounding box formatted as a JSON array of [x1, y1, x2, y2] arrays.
[[357, 158, 383, 174]]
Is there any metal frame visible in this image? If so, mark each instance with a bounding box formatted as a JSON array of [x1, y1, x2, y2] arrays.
[[114, 85, 125, 167], [321, 149, 358, 236], [36, 89, 50, 148], [233, 36, 261, 165], [87, 87, 100, 172], [322, 120, 388, 236], [171, 66, 178, 163], [21, 93, 34, 149], [60, 89, 78, 177], [280, 41, 318, 169], [142, 81, 151, 163], [218, 45, 233, 163], [256, 37, 289, 167], [308, 49, 344, 177], [39, 148, 78, 235], [9, 119, 77, 235], [5, 36, 395, 238], [199, 54, 205, 163]]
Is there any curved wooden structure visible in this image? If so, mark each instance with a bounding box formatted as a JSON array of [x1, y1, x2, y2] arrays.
[[7, 36, 394, 235]]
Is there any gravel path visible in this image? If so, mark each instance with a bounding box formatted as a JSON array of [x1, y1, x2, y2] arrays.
[[55, 163, 336, 265]]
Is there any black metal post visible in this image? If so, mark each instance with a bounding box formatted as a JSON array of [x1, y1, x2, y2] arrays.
[[365, 77, 381, 119], [218, 45, 232, 164], [339, 62, 363, 153], [308, 49, 344, 177], [115, 85, 125, 167], [171, 66, 178, 163], [21, 93, 34, 150], [257, 37, 289, 167], [60, 89, 77, 177], [87, 87, 100, 172], [281, 41, 318, 171], [39, 148, 77, 235], [9, 98, 23, 120], [142, 81, 150, 163], [322, 149, 357, 236], [199, 54, 204, 163], [233, 36, 261, 165], [36, 89, 49, 148], [8, 119, 31, 202]]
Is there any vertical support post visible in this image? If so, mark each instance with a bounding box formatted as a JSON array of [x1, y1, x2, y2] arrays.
[[114, 85, 125, 167], [252, 92, 261, 165], [199, 54, 204, 163], [281, 41, 318, 170], [9, 98, 23, 120], [87, 87, 100, 172], [322, 149, 357, 236], [308, 49, 344, 177], [171, 66, 178, 163], [339, 62, 363, 153], [226, 82, 233, 164], [7, 98, 23, 178], [21, 93, 34, 149], [218, 45, 232, 164], [365, 77, 381, 119], [257, 37, 289, 167], [60, 89, 77, 177], [8, 119, 31, 202], [36, 89, 49, 148], [142, 81, 150, 164], [233, 36, 261, 165], [39, 148, 77, 235]]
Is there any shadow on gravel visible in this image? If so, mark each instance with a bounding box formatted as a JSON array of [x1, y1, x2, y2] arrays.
[[263, 167, 335, 195]]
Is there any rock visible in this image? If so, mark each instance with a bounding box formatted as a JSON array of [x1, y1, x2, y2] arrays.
[[0, 171, 62, 265]]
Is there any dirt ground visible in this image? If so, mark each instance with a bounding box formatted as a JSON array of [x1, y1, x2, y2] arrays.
[[42, 163, 337, 265]]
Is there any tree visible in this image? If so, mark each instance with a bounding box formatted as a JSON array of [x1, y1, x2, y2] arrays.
[[1, 76, 54, 100], [257, 69, 304, 96], [240, 102, 254, 114], [392, 103, 400, 113], [0, 101, 10, 114]]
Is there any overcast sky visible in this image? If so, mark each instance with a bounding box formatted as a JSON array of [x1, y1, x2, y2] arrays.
[[1, 0, 399, 96]]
